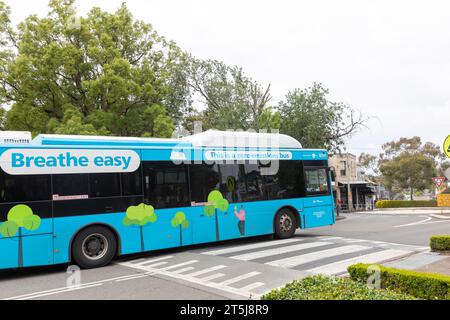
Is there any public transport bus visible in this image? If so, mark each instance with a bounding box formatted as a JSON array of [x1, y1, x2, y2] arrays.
[[0, 130, 335, 269]]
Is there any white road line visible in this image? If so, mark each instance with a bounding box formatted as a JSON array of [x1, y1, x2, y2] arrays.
[[171, 267, 195, 274], [202, 238, 302, 255], [238, 282, 265, 292], [229, 241, 332, 261], [316, 236, 343, 241], [133, 255, 174, 266], [308, 249, 410, 275], [393, 217, 432, 228], [143, 261, 168, 268], [2, 270, 156, 300], [266, 245, 370, 269], [160, 260, 198, 271], [217, 272, 261, 286], [115, 274, 149, 282], [200, 273, 226, 281], [186, 265, 227, 277]]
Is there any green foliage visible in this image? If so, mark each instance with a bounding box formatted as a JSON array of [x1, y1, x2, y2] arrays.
[[278, 83, 367, 152], [204, 190, 229, 214], [187, 59, 275, 131], [261, 275, 413, 300], [375, 200, 437, 208], [0, 0, 181, 137], [430, 235, 450, 251], [379, 137, 440, 200], [123, 203, 157, 227], [171, 211, 189, 229], [348, 263, 450, 300]]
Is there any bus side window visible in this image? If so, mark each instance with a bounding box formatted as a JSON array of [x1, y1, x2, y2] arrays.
[[143, 162, 190, 209], [0, 170, 51, 203], [53, 174, 89, 197], [89, 173, 121, 198], [121, 167, 143, 196]]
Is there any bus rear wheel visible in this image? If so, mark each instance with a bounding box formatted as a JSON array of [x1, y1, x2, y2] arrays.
[[71, 226, 117, 269], [274, 209, 297, 239]]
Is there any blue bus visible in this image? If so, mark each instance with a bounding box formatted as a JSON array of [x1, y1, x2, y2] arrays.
[[0, 130, 335, 269]]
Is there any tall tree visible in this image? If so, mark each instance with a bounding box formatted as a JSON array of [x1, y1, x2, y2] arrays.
[[379, 137, 439, 200], [0, 0, 182, 137], [187, 58, 275, 131], [278, 83, 368, 152]]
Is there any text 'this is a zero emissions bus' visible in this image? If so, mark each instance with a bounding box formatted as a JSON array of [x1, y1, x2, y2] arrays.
[[0, 130, 335, 270]]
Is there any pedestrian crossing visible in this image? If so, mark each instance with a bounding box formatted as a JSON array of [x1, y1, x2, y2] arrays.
[[118, 235, 428, 299]]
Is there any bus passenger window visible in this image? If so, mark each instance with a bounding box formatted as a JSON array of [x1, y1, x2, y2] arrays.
[[305, 168, 329, 195], [89, 173, 121, 198], [0, 170, 51, 203], [121, 168, 142, 196], [143, 162, 190, 209], [53, 174, 89, 197]]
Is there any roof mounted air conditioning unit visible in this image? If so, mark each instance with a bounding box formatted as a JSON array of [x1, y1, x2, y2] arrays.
[[0, 131, 32, 144]]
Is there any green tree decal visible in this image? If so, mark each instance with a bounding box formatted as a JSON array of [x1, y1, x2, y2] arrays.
[[0, 204, 41, 267], [204, 191, 229, 241], [123, 203, 157, 252], [171, 211, 189, 246]]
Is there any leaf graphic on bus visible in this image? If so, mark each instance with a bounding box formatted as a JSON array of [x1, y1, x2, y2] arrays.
[[0, 204, 41, 268], [204, 205, 215, 217], [123, 203, 158, 252]]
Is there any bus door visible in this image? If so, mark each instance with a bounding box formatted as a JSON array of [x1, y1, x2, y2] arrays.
[[302, 167, 335, 228]]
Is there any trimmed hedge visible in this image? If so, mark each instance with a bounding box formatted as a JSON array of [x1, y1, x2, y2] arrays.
[[375, 200, 437, 208], [430, 235, 450, 251], [348, 263, 450, 300], [261, 275, 414, 300]]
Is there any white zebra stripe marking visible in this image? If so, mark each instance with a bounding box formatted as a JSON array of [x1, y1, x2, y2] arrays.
[[133, 255, 173, 266], [200, 273, 227, 281], [202, 238, 302, 256], [266, 245, 370, 269], [217, 272, 261, 286], [186, 265, 228, 277], [308, 249, 410, 275], [229, 241, 332, 261]]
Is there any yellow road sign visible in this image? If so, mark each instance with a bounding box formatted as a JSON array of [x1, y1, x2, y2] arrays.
[[444, 135, 450, 158]]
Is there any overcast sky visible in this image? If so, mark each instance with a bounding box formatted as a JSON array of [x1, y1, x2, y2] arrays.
[[4, 0, 449, 156]]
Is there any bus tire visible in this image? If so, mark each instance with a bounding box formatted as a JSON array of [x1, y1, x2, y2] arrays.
[[274, 208, 297, 239], [71, 226, 117, 269]]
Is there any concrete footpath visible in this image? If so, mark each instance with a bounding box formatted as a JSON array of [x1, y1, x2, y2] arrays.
[[384, 251, 450, 276]]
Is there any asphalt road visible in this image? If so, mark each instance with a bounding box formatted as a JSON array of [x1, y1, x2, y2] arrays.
[[0, 212, 449, 300]]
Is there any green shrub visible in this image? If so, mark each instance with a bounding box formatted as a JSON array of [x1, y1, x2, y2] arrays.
[[375, 200, 437, 208], [348, 263, 450, 300], [430, 235, 450, 251], [261, 275, 414, 300]]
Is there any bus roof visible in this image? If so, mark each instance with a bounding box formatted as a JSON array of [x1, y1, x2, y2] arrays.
[[0, 130, 331, 155]]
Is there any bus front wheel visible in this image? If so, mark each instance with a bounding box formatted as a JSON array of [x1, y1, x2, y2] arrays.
[[274, 209, 297, 239], [71, 226, 117, 269]]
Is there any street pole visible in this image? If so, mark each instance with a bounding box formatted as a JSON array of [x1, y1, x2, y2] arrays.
[[347, 153, 353, 212]]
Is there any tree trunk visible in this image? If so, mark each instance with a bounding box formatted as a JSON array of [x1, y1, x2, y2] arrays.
[[410, 187, 414, 200], [140, 226, 145, 252], [18, 227, 23, 268], [179, 225, 182, 246]]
